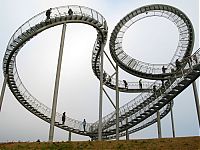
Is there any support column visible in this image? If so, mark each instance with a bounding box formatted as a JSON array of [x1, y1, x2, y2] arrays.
[[49, 24, 66, 142], [116, 65, 119, 140], [126, 117, 129, 140], [170, 101, 175, 138], [98, 43, 104, 141], [188, 59, 200, 127], [192, 81, 200, 127], [157, 110, 162, 138], [68, 131, 71, 141], [0, 76, 7, 111]]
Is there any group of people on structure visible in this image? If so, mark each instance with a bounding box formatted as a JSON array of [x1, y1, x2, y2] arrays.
[[45, 8, 73, 20], [161, 58, 186, 74], [122, 79, 143, 89], [62, 112, 87, 132], [103, 72, 112, 85]]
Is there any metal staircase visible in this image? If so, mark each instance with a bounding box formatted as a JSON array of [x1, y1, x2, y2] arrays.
[[2, 4, 199, 140]]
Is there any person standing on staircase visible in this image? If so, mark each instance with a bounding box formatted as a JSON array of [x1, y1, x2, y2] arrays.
[[62, 112, 66, 125], [83, 119, 86, 132], [175, 59, 181, 70], [139, 79, 142, 89], [46, 8, 52, 20], [68, 8, 73, 15], [123, 80, 128, 89], [162, 65, 167, 73]]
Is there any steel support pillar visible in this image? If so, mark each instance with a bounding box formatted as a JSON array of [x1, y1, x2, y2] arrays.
[[126, 117, 129, 140], [0, 76, 7, 112], [192, 81, 200, 127], [156, 110, 162, 138], [116, 64, 119, 140], [68, 131, 71, 141], [98, 43, 105, 141], [49, 23, 66, 142], [170, 101, 175, 138], [188, 60, 200, 127]]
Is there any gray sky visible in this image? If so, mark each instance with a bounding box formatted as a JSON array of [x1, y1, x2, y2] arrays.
[[0, 0, 199, 142]]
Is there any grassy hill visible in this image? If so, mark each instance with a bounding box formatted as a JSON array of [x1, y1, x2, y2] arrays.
[[0, 136, 199, 150]]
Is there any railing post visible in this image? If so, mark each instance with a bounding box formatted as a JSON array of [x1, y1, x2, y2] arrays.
[[116, 64, 119, 140], [0, 75, 7, 111], [49, 23, 66, 142]]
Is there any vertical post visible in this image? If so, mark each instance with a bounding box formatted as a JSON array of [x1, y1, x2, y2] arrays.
[[49, 23, 66, 142], [170, 100, 175, 138], [68, 131, 71, 141], [188, 59, 200, 127], [98, 43, 104, 141], [116, 64, 119, 140], [156, 110, 162, 138], [192, 81, 200, 127], [126, 117, 129, 140], [0, 76, 7, 111]]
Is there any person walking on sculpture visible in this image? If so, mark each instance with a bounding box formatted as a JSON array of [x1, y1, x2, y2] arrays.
[[46, 8, 52, 20], [83, 119, 86, 132], [68, 8, 73, 15], [123, 80, 128, 89], [62, 112, 66, 125], [153, 85, 156, 95], [175, 59, 181, 70], [139, 79, 142, 89], [162, 65, 167, 73], [193, 55, 198, 64]]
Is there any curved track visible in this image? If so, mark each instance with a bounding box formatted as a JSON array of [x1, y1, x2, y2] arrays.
[[2, 4, 200, 139]]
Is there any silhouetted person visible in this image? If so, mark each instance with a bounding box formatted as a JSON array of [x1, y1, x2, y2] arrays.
[[162, 66, 167, 73], [68, 8, 73, 15], [46, 8, 52, 20], [83, 119, 86, 132], [161, 80, 165, 87], [103, 72, 107, 82], [153, 85, 156, 94], [62, 112, 66, 125], [193, 55, 198, 64], [108, 77, 111, 85], [139, 79, 142, 89], [123, 80, 128, 89], [175, 59, 181, 70]]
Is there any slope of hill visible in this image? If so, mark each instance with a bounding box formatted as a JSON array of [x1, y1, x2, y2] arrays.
[[0, 136, 199, 150]]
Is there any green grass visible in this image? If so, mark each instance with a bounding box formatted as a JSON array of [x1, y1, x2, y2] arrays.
[[0, 136, 199, 150]]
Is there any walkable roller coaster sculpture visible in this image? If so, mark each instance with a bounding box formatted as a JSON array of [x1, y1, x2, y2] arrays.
[[2, 4, 200, 140]]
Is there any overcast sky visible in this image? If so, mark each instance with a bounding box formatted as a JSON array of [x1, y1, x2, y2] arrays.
[[0, 0, 199, 142]]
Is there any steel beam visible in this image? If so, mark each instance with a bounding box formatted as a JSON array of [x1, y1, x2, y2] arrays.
[[116, 64, 119, 140], [103, 88, 116, 109], [170, 101, 175, 138], [0, 76, 7, 111], [157, 110, 162, 138], [192, 81, 200, 127], [126, 117, 129, 140], [98, 42, 105, 141], [68, 131, 71, 141], [49, 23, 66, 142]]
